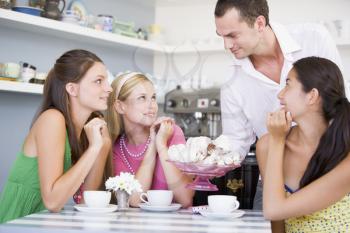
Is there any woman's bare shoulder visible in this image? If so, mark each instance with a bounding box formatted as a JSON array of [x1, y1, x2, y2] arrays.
[[36, 109, 65, 124], [33, 109, 66, 135]]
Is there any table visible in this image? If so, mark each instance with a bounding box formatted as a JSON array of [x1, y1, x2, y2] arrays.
[[0, 206, 271, 233]]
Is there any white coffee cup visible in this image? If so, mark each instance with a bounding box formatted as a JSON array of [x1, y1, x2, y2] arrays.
[[140, 190, 173, 206], [208, 195, 240, 213], [83, 191, 111, 208]]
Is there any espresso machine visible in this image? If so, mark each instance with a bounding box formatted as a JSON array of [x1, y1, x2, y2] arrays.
[[164, 86, 259, 209], [164, 86, 221, 139]]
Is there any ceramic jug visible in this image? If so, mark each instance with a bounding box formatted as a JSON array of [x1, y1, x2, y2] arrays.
[[41, 0, 65, 20]]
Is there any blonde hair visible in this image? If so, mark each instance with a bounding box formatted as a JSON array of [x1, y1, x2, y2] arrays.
[[105, 73, 153, 143]]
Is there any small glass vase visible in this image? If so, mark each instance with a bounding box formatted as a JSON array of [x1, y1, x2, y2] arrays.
[[115, 190, 130, 210]]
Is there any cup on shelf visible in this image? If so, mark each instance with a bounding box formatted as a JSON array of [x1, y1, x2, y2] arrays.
[[0, 0, 11, 9], [208, 195, 240, 213], [61, 10, 80, 25], [29, 72, 47, 84], [83, 191, 111, 208], [140, 190, 173, 206], [1, 62, 20, 78], [96, 14, 114, 32], [19, 62, 36, 83]]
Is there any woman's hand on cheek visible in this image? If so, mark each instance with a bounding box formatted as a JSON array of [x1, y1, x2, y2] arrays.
[[266, 109, 292, 139], [155, 120, 174, 150], [150, 117, 174, 140]]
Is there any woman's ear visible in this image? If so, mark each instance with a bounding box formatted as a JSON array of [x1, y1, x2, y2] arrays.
[[65, 82, 79, 97], [308, 88, 320, 105], [114, 100, 125, 114]]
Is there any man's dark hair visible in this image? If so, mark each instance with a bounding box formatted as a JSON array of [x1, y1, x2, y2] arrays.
[[215, 0, 270, 27]]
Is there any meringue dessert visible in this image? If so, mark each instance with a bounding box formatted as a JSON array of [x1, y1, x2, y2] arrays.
[[168, 135, 241, 166]]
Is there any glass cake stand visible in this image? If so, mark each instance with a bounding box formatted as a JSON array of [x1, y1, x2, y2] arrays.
[[168, 160, 241, 191]]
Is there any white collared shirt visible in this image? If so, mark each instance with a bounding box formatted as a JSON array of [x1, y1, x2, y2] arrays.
[[221, 22, 343, 158]]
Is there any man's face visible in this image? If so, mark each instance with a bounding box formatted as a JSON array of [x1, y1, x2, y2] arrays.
[[215, 8, 261, 59]]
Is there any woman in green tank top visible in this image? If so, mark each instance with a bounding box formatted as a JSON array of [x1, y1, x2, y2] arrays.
[[0, 49, 113, 223]]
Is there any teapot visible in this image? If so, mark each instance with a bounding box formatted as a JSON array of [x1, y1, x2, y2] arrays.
[[41, 0, 66, 20]]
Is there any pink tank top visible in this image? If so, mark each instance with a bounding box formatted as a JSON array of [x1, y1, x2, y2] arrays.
[[113, 124, 186, 190]]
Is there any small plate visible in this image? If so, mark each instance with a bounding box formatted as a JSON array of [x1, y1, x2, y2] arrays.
[[199, 209, 245, 219], [67, 0, 88, 20], [139, 203, 181, 212], [74, 204, 118, 213]]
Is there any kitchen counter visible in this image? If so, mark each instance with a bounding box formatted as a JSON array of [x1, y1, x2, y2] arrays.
[[0, 205, 271, 233]]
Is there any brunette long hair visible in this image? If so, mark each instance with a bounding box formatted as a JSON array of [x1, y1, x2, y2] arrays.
[[34, 49, 102, 164], [294, 57, 350, 188]]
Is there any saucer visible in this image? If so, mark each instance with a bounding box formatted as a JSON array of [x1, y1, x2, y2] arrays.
[[74, 204, 118, 213], [199, 209, 245, 219], [139, 203, 181, 212]]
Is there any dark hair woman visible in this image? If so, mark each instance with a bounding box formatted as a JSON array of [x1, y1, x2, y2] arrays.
[[256, 56, 350, 232], [0, 49, 113, 223]]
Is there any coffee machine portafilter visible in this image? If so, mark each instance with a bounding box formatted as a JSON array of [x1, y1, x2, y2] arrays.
[[164, 86, 221, 139]]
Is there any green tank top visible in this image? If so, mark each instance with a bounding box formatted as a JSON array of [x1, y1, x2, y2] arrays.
[[0, 135, 72, 223]]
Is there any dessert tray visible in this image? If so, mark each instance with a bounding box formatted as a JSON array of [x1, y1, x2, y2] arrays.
[[168, 160, 240, 191]]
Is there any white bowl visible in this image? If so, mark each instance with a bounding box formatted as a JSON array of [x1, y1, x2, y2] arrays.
[[83, 191, 111, 208]]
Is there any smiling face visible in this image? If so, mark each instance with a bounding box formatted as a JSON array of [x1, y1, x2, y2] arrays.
[[278, 69, 310, 119], [118, 80, 158, 127], [215, 8, 262, 59], [76, 62, 112, 112]]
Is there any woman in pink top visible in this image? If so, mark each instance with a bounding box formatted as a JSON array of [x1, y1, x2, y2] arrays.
[[106, 72, 194, 208]]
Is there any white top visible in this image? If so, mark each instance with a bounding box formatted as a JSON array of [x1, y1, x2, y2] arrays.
[[221, 22, 343, 157]]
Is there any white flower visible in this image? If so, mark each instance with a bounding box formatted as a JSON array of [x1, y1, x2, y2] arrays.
[[105, 172, 143, 195]]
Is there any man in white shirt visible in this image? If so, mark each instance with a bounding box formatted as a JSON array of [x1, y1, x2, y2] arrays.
[[214, 0, 343, 210]]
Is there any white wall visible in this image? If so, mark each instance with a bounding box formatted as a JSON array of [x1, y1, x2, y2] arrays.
[[153, 0, 350, 89], [0, 0, 155, 191]]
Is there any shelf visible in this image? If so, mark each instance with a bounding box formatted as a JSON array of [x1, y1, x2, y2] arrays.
[[0, 80, 43, 94], [0, 9, 228, 54], [0, 8, 166, 53], [1, 9, 348, 95]]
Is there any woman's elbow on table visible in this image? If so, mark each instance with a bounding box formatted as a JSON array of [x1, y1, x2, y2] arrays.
[[181, 196, 193, 209], [45, 203, 64, 213], [177, 191, 194, 209], [263, 207, 284, 221], [42, 198, 64, 213]]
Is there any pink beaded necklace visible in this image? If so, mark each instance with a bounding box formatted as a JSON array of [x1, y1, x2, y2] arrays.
[[120, 134, 151, 158], [117, 134, 151, 174]]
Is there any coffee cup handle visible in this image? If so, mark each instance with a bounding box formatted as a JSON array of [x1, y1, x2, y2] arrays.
[[233, 200, 240, 210], [140, 193, 149, 204]]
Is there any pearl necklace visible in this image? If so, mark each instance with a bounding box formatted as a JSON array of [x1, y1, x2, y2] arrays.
[[118, 134, 151, 174], [120, 134, 151, 158], [119, 141, 135, 174]]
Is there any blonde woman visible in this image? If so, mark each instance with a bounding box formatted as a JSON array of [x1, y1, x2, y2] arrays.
[[106, 72, 194, 208]]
